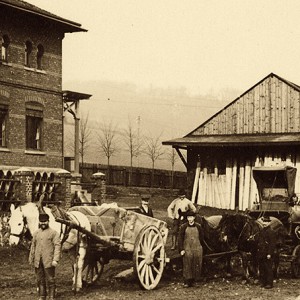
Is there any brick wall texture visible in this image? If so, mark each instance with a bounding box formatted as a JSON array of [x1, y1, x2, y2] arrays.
[[0, 6, 65, 168]]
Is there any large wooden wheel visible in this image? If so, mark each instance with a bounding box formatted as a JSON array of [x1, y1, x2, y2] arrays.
[[291, 244, 300, 278], [82, 255, 105, 286], [133, 225, 166, 290]]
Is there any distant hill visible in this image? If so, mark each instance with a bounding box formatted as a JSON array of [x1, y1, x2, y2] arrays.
[[63, 80, 240, 171]]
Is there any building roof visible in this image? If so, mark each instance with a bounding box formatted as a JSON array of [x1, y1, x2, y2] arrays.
[[163, 73, 300, 148], [63, 91, 92, 102], [162, 133, 300, 148], [187, 73, 300, 136], [0, 0, 86, 32]]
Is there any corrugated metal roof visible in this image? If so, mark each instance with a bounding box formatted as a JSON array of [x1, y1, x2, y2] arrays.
[[0, 0, 86, 32], [162, 133, 300, 147]]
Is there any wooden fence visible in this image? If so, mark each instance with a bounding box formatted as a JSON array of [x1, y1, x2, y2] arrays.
[[80, 163, 187, 189]]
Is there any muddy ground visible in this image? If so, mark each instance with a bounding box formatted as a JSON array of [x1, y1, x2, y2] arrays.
[[1, 189, 300, 299]]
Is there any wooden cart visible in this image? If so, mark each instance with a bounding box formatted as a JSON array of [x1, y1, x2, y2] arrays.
[[248, 166, 300, 277], [57, 204, 169, 290]]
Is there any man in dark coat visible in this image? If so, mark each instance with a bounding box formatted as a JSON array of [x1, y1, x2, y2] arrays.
[[138, 194, 154, 217], [29, 213, 61, 300], [257, 215, 277, 289], [178, 210, 204, 287]]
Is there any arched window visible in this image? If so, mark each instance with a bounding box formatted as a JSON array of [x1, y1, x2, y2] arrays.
[[1, 35, 10, 62], [25, 40, 32, 67], [37, 44, 44, 70]]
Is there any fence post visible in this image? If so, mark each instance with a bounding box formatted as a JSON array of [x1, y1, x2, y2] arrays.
[[91, 172, 106, 205], [55, 170, 72, 209], [14, 167, 34, 203]]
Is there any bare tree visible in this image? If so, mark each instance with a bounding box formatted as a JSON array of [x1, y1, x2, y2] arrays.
[[123, 118, 143, 185], [96, 120, 119, 168], [143, 133, 165, 187], [165, 147, 178, 189], [79, 112, 92, 164]]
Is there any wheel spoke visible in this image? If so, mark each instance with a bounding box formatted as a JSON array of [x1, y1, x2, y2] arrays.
[[138, 259, 146, 272], [137, 254, 146, 259], [149, 265, 155, 283], [149, 233, 159, 250], [152, 264, 161, 275], [140, 263, 147, 279], [151, 243, 163, 254], [145, 265, 150, 286], [147, 230, 154, 249]]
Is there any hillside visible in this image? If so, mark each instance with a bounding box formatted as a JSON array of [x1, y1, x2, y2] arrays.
[[63, 80, 240, 171]]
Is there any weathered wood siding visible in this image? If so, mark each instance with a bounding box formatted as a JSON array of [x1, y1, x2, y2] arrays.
[[192, 75, 300, 136]]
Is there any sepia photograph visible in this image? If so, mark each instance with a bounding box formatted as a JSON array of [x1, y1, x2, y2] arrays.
[[1, 1, 300, 299]]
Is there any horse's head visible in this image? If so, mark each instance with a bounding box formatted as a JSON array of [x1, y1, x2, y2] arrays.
[[8, 204, 25, 246]]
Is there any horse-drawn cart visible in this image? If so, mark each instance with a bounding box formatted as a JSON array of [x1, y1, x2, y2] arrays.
[[248, 166, 300, 277], [56, 204, 169, 290]]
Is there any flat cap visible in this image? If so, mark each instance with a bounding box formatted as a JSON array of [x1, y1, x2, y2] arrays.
[[39, 213, 49, 222]]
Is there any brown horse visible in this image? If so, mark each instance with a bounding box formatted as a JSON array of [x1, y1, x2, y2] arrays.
[[218, 213, 287, 281]]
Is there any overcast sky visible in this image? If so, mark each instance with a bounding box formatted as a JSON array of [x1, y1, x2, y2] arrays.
[[27, 0, 300, 95]]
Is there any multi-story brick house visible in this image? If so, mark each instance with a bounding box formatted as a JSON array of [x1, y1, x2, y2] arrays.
[[0, 0, 85, 168], [0, 0, 90, 208]]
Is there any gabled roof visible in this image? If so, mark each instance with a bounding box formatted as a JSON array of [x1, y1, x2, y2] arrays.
[[162, 73, 300, 148], [187, 73, 300, 136], [0, 0, 86, 32]]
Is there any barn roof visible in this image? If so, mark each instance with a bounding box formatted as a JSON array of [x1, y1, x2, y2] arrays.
[[0, 0, 86, 32], [188, 73, 300, 136], [163, 73, 300, 148]]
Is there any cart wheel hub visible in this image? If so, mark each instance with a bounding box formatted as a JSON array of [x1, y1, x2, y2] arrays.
[[145, 253, 154, 264]]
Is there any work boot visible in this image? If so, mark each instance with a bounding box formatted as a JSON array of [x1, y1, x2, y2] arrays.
[[38, 284, 46, 300]]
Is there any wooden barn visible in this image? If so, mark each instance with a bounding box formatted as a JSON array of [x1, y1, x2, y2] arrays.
[[163, 73, 300, 211]]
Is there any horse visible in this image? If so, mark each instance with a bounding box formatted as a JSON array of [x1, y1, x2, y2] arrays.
[[8, 202, 91, 291], [218, 213, 287, 282], [194, 214, 234, 277]]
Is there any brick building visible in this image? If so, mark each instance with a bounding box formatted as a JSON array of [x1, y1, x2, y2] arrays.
[[0, 0, 85, 168], [0, 0, 91, 209]]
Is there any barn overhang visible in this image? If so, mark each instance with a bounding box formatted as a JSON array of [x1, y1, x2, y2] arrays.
[[162, 133, 300, 149]]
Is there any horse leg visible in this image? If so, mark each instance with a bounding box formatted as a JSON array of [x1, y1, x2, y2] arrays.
[[240, 252, 250, 282], [73, 244, 86, 291], [225, 255, 232, 277], [273, 252, 279, 279]]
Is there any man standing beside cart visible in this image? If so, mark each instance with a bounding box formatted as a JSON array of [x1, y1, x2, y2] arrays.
[[167, 189, 196, 250], [29, 213, 61, 300], [178, 210, 204, 287], [257, 215, 276, 289]]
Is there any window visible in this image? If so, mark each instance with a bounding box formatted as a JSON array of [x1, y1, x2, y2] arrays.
[[1, 35, 10, 62], [37, 44, 44, 70], [0, 107, 7, 147], [26, 109, 43, 150], [25, 40, 33, 67]]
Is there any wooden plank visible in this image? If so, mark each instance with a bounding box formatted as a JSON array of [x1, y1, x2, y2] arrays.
[[294, 91, 300, 131], [226, 159, 232, 209], [270, 76, 276, 132], [239, 162, 245, 210], [197, 171, 204, 206], [203, 167, 208, 206], [243, 160, 251, 210], [230, 159, 237, 210], [265, 78, 271, 132], [191, 161, 201, 204]]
